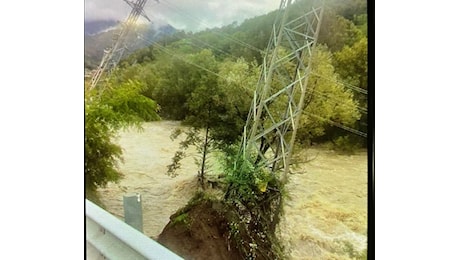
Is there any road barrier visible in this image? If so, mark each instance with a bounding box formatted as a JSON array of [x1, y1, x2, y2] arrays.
[[85, 199, 183, 260]]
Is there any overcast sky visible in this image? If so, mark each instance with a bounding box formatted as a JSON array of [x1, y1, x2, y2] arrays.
[[85, 0, 281, 32]]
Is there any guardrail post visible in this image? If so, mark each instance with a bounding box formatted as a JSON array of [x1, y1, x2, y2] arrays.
[[86, 199, 184, 259], [123, 193, 143, 232]]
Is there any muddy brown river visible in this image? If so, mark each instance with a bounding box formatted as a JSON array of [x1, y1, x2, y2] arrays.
[[96, 121, 368, 259]]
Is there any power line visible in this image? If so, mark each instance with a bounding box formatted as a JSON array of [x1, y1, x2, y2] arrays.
[[141, 0, 367, 99], [144, 1, 368, 100], [311, 72, 368, 95], [145, 37, 222, 78], [138, 34, 368, 118], [140, 46, 368, 140], [307, 86, 368, 114], [183, 37, 236, 59], [159, 0, 264, 53], [139, 31, 368, 105], [142, 0, 258, 61], [137, 35, 253, 93], [306, 113, 367, 138], [137, 34, 368, 139], [164, 37, 369, 114]]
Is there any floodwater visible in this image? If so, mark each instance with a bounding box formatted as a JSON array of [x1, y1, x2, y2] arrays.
[[97, 121, 368, 259]]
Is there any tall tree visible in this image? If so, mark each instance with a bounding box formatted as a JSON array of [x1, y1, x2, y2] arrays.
[[166, 53, 260, 188]]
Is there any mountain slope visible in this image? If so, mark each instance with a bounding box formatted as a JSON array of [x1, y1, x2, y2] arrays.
[[84, 19, 120, 36], [84, 21, 176, 69]]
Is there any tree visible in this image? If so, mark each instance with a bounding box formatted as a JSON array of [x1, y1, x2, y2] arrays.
[[334, 37, 368, 92], [325, 0, 367, 21], [318, 11, 364, 52], [212, 58, 259, 143], [84, 79, 160, 199], [148, 49, 209, 120], [353, 14, 368, 37], [166, 53, 259, 189], [181, 50, 220, 188], [297, 45, 361, 143], [332, 37, 368, 147]]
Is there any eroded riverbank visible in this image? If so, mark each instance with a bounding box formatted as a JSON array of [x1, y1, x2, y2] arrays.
[[96, 121, 368, 259]]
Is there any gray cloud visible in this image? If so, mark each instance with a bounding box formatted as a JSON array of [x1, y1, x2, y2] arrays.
[[85, 0, 280, 32]]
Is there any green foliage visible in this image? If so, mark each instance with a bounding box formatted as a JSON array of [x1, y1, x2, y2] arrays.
[[85, 79, 160, 196], [103, 3, 369, 257], [168, 191, 217, 230], [166, 127, 205, 178], [334, 37, 368, 91], [162, 52, 260, 190], [220, 144, 285, 259], [221, 145, 266, 201], [172, 212, 190, 227], [186, 190, 218, 207], [124, 49, 258, 144], [116, 0, 368, 148], [183, 50, 219, 125], [211, 58, 258, 144], [318, 11, 364, 52], [333, 37, 368, 147], [221, 145, 284, 216], [326, 0, 367, 21], [148, 51, 258, 190], [166, 150, 186, 178], [297, 45, 361, 143], [353, 14, 368, 37]]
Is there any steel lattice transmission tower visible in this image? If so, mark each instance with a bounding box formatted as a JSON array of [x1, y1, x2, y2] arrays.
[[89, 0, 153, 90], [238, 0, 323, 183]]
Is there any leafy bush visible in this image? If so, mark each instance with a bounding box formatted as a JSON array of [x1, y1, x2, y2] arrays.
[[85, 79, 160, 197], [220, 145, 286, 259]]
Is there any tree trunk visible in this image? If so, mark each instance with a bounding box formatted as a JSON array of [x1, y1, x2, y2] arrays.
[[199, 123, 210, 190]]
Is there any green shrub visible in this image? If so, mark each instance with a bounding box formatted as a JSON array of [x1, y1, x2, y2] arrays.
[[85, 79, 160, 197]]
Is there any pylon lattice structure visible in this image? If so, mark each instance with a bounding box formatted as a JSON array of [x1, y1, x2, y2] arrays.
[[238, 0, 323, 183], [89, 0, 151, 90]]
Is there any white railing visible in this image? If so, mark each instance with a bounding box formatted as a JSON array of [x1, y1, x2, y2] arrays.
[[85, 199, 183, 260]]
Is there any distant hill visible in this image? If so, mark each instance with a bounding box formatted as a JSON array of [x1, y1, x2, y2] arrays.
[[84, 19, 120, 36], [84, 20, 176, 69]]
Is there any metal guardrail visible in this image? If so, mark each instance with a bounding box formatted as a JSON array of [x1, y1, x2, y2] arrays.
[[85, 199, 183, 260]]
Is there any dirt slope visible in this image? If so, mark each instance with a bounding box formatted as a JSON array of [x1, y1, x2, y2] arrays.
[[157, 198, 241, 260]]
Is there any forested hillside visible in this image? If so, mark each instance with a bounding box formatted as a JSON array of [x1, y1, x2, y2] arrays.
[[107, 0, 368, 150]]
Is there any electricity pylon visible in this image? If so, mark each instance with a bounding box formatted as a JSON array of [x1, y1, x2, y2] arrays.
[[88, 0, 152, 90], [238, 0, 323, 184]]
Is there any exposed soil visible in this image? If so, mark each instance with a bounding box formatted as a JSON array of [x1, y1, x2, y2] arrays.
[[96, 121, 368, 259], [157, 191, 283, 260], [157, 197, 241, 260]]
